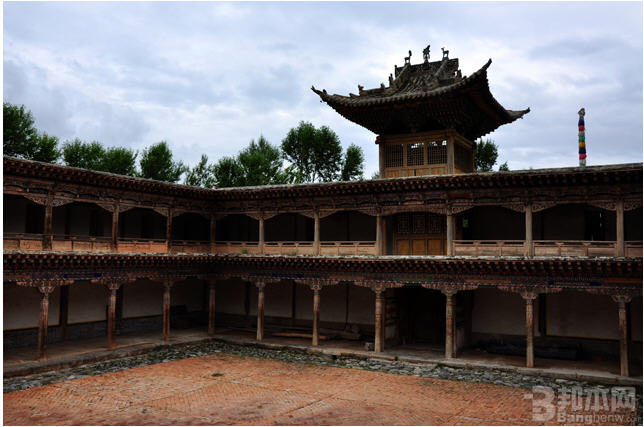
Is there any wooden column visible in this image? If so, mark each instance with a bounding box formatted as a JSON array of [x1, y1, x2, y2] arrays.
[[525, 204, 533, 257], [443, 290, 456, 359], [166, 209, 173, 251], [43, 197, 53, 250], [112, 204, 119, 251], [208, 280, 216, 336], [376, 214, 383, 256], [312, 285, 321, 346], [382, 217, 387, 256], [314, 212, 320, 255], [162, 280, 172, 342], [523, 292, 537, 368], [256, 281, 265, 341], [210, 215, 217, 252], [107, 282, 120, 350], [37, 284, 54, 361], [446, 214, 454, 256], [259, 216, 265, 254], [612, 295, 632, 376], [59, 285, 69, 342], [616, 200, 625, 257], [374, 287, 385, 353]]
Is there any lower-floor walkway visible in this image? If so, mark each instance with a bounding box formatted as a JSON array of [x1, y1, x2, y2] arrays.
[[4, 327, 642, 386]]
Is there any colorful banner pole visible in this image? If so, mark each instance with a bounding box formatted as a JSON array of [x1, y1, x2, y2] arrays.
[[578, 107, 586, 167]]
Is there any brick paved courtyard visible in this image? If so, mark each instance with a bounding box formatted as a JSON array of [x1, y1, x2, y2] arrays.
[[3, 353, 639, 425]]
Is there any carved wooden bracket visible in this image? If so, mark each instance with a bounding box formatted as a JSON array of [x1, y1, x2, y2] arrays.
[[588, 201, 617, 211], [521, 291, 538, 300], [611, 295, 633, 305], [500, 203, 527, 213], [448, 203, 474, 215], [624, 199, 642, 211], [531, 201, 558, 212]]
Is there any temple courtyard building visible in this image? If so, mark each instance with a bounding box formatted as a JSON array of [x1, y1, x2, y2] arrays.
[[3, 50, 642, 381]]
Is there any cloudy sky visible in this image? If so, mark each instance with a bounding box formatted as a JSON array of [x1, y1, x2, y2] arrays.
[[4, 2, 642, 177]]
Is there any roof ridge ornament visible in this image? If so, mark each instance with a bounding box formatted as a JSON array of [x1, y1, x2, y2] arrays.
[[442, 47, 449, 60], [423, 44, 431, 63], [404, 50, 412, 65]]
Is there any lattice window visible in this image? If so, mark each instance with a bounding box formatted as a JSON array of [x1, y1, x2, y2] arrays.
[[427, 214, 445, 234], [407, 143, 424, 166], [427, 140, 447, 164], [384, 144, 403, 168], [412, 214, 426, 234], [454, 142, 473, 172], [396, 214, 410, 234]]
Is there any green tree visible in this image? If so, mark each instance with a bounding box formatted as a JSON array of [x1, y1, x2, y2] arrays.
[[474, 138, 499, 172], [212, 156, 244, 188], [185, 154, 216, 188], [341, 144, 364, 181], [101, 147, 137, 176], [210, 136, 295, 188], [62, 139, 106, 170], [3, 102, 60, 163], [238, 136, 292, 186], [139, 141, 187, 183], [498, 161, 510, 171], [281, 121, 362, 183], [31, 133, 61, 163]]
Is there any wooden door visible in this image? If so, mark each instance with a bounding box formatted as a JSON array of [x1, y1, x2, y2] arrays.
[[396, 239, 411, 255], [412, 239, 426, 255]]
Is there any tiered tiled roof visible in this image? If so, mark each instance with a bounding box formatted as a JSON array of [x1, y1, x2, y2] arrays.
[[312, 57, 529, 139]]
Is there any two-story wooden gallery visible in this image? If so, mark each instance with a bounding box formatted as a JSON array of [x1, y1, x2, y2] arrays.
[[4, 48, 642, 378]]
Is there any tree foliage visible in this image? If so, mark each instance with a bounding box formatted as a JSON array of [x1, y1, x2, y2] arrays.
[[139, 141, 187, 183], [281, 121, 364, 183], [341, 144, 364, 181], [474, 138, 499, 172], [208, 136, 294, 188], [185, 154, 216, 188], [3, 102, 60, 163], [62, 139, 137, 176]]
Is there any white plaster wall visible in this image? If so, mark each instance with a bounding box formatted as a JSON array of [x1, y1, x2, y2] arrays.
[[215, 279, 246, 315], [265, 282, 293, 317], [172, 279, 204, 312], [347, 285, 375, 325], [68, 281, 106, 323], [472, 288, 527, 336], [4, 285, 60, 329], [320, 284, 348, 323], [4, 197, 27, 233], [631, 297, 642, 342], [122, 280, 164, 318], [546, 292, 618, 339]]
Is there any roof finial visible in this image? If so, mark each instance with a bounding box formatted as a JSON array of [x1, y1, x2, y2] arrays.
[[422, 45, 431, 62], [441, 47, 449, 60], [404, 50, 412, 65], [578, 108, 586, 167]]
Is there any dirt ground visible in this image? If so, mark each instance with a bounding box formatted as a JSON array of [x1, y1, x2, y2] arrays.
[[3, 352, 639, 425]]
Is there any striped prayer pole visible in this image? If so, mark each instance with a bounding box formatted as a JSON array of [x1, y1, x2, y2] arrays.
[[578, 107, 586, 166]]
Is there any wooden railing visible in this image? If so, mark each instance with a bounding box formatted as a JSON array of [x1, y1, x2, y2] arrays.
[[3, 233, 44, 251], [213, 241, 261, 254], [170, 240, 211, 254], [319, 241, 377, 256], [264, 241, 316, 255], [454, 240, 643, 257], [116, 237, 168, 253], [626, 241, 643, 257], [51, 235, 112, 252], [532, 240, 617, 257], [452, 240, 525, 256]]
